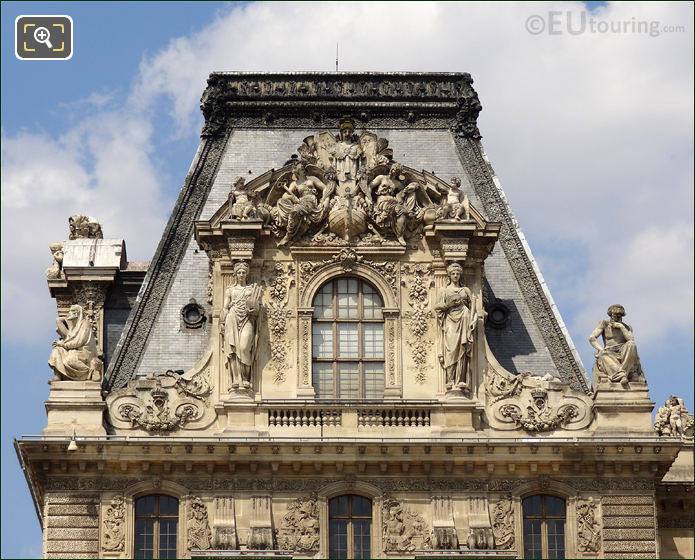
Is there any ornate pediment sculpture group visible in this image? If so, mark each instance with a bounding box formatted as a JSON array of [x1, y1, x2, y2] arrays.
[[226, 118, 471, 247]]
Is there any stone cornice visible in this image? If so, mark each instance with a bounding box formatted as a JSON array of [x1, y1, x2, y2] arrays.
[[200, 72, 482, 138]]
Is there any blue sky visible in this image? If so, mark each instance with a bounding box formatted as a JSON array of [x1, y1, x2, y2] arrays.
[[1, 2, 692, 558]]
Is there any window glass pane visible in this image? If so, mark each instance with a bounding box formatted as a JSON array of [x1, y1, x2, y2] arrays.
[[329, 520, 348, 559], [352, 496, 372, 517], [136, 495, 156, 516], [362, 324, 384, 358], [337, 279, 358, 318], [337, 324, 359, 358], [312, 323, 334, 358], [313, 284, 333, 319], [547, 519, 565, 559], [159, 496, 179, 516], [135, 519, 154, 559], [330, 496, 350, 517], [353, 519, 372, 559], [523, 495, 542, 516], [338, 363, 359, 399], [313, 363, 334, 399], [362, 284, 383, 319], [364, 364, 384, 399], [523, 519, 542, 559], [159, 519, 178, 559], [545, 496, 566, 517]]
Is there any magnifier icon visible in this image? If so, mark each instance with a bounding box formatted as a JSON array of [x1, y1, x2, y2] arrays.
[[33, 26, 53, 49]]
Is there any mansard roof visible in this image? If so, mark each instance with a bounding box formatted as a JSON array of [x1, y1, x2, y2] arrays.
[[104, 72, 588, 393]]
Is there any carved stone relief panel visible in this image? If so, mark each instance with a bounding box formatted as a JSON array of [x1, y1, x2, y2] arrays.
[[107, 359, 213, 433], [101, 495, 126, 552], [276, 494, 320, 554], [264, 263, 295, 384], [465, 496, 494, 550], [485, 363, 593, 432], [431, 496, 457, 549], [489, 496, 515, 550], [248, 496, 274, 550], [382, 495, 431, 553], [212, 497, 238, 550], [401, 264, 434, 384], [576, 498, 601, 553], [187, 497, 212, 551]]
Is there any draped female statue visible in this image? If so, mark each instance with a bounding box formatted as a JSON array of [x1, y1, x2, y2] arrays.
[[434, 262, 478, 393], [48, 304, 102, 381], [589, 304, 643, 387], [220, 262, 263, 391]]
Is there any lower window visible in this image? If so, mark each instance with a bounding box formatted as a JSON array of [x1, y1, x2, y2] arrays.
[[329, 495, 372, 559], [134, 494, 179, 559], [522, 494, 566, 559]]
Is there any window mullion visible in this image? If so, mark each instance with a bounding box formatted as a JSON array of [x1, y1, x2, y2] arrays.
[[541, 517, 548, 559], [153, 517, 160, 560]]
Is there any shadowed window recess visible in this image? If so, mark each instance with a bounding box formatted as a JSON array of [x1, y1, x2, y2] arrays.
[[522, 494, 566, 559], [134, 494, 179, 559], [329, 495, 372, 559]]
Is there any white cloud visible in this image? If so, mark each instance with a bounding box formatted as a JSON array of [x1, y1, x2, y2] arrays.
[[3, 1, 692, 355], [130, 1, 693, 349], [1, 111, 167, 343]]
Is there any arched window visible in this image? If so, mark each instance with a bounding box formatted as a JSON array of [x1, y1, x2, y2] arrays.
[[134, 494, 179, 559], [329, 495, 372, 559], [312, 278, 384, 399], [522, 495, 566, 559]]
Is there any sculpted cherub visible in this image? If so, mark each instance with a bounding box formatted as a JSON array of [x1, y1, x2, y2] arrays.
[[441, 177, 470, 220], [228, 177, 270, 223], [46, 243, 64, 279]]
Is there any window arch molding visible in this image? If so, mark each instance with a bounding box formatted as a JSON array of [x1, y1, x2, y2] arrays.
[[110, 480, 188, 559], [506, 481, 578, 559], [297, 264, 401, 399], [316, 481, 384, 558], [299, 263, 398, 309]]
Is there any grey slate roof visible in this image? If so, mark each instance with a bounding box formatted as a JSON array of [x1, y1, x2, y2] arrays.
[[104, 72, 589, 393]]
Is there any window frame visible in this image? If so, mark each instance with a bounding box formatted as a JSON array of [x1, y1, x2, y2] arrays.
[[134, 494, 179, 559], [312, 278, 385, 399], [522, 494, 567, 560], [328, 494, 373, 559]]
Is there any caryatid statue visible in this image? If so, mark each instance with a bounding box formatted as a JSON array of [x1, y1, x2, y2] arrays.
[[48, 304, 103, 381], [434, 262, 479, 394], [589, 304, 644, 387], [220, 261, 263, 391]]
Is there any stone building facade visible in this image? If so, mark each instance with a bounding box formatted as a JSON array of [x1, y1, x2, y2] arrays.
[[16, 72, 693, 559]]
